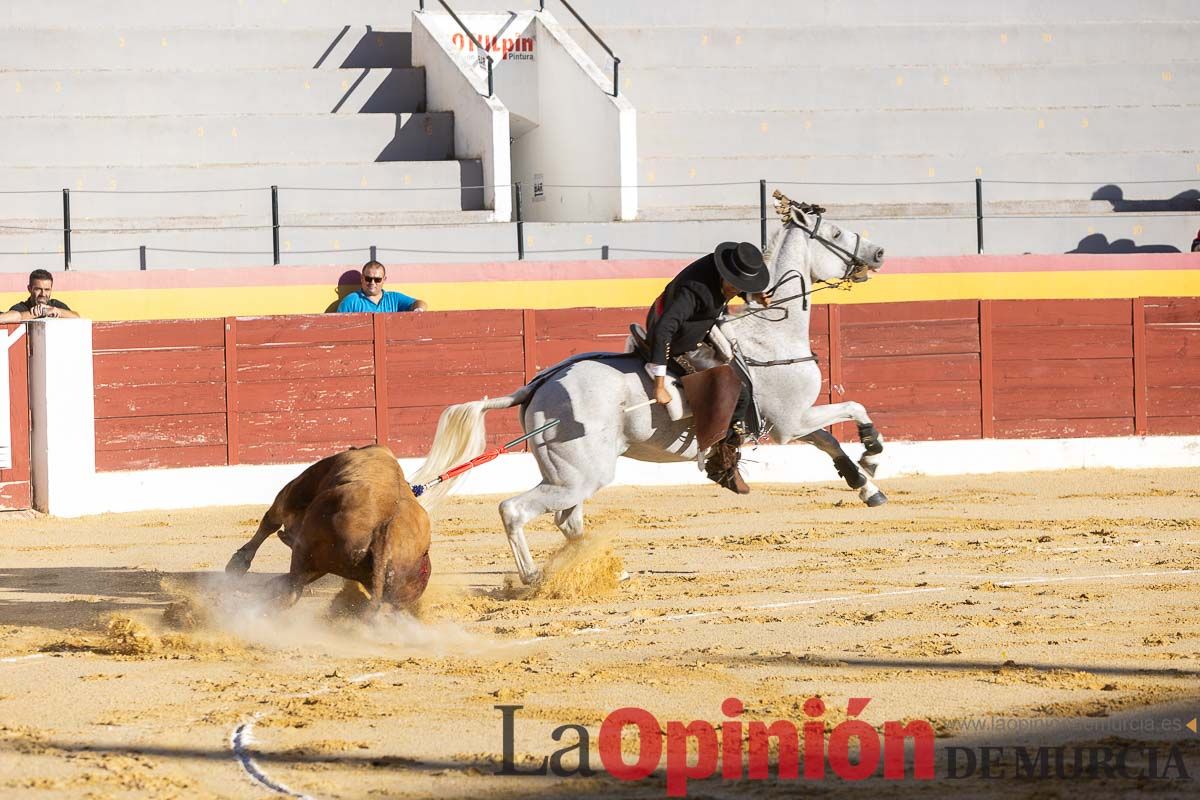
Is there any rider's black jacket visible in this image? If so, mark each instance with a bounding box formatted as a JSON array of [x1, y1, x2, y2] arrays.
[[645, 253, 733, 368]]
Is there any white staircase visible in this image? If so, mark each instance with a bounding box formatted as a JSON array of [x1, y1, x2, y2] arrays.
[[0, 0, 1196, 267]]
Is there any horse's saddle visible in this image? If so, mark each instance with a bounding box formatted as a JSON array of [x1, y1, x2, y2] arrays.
[[626, 324, 742, 449]]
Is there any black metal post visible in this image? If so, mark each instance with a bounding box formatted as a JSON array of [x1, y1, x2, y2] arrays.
[[486, 60, 493, 98], [271, 185, 281, 265], [370, 245, 377, 262], [612, 57, 620, 97], [62, 189, 71, 270], [514, 182, 525, 260], [139, 245, 147, 270], [759, 179, 767, 252], [975, 177, 984, 254], [601, 245, 609, 260]]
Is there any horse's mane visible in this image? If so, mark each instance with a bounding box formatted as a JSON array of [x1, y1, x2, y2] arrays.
[[761, 224, 789, 268]]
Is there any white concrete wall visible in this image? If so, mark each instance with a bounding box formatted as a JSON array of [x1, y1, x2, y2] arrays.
[[511, 12, 637, 222], [29, 320, 95, 517], [411, 9, 635, 224], [412, 11, 512, 222], [59, 435, 1200, 518]]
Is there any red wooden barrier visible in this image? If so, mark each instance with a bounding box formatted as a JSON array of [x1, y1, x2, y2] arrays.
[[991, 299, 1134, 438], [91, 299, 1200, 472], [93, 318, 228, 471], [0, 324, 31, 509], [383, 310, 525, 453], [839, 300, 982, 441], [1144, 297, 1200, 435]]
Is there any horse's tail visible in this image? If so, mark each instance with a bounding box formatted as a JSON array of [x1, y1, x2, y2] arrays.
[[410, 387, 533, 511]]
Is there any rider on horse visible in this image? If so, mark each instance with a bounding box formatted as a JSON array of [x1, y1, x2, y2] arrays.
[[644, 242, 772, 495]]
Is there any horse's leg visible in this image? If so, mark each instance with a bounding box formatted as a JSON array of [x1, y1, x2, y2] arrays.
[[500, 483, 594, 585], [797, 429, 885, 507], [553, 505, 584, 541], [790, 402, 886, 507]]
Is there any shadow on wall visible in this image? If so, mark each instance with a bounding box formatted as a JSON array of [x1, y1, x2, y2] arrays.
[[343, 29, 412, 69], [459, 160, 485, 211], [1092, 184, 1200, 213], [324, 270, 362, 313], [354, 69, 428, 113], [322, 27, 448, 161], [312, 28, 478, 207], [1068, 234, 1181, 254], [376, 112, 456, 161], [333, 28, 413, 70], [327, 26, 426, 114]]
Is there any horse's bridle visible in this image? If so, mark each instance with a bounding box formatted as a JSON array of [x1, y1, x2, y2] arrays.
[[783, 199, 873, 282], [732, 203, 871, 324], [720, 195, 874, 368]]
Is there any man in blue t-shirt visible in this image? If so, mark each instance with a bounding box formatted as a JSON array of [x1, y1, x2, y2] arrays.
[[336, 260, 428, 314]]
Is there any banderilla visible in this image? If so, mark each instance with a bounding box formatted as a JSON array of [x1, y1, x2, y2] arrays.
[[411, 418, 561, 497]]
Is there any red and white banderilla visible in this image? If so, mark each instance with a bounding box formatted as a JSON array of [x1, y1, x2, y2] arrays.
[[411, 418, 561, 497]]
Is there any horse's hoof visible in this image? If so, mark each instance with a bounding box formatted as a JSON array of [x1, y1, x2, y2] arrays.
[[224, 552, 252, 576], [865, 491, 888, 507], [523, 570, 544, 588]]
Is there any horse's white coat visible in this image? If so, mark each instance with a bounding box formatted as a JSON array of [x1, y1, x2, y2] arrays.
[[426, 211, 888, 583]]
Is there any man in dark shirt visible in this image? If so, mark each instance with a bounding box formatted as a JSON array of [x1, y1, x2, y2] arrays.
[[645, 242, 771, 494], [8, 269, 79, 320]]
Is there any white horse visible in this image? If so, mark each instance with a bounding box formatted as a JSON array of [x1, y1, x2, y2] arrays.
[[420, 195, 888, 585]]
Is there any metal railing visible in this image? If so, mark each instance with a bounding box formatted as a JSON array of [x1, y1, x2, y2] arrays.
[[540, 0, 620, 97], [418, 0, 495, 97], [5, 176, 1195, 268]]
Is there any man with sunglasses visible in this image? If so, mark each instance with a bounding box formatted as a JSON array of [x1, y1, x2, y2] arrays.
[[337, 260, 428, 314]]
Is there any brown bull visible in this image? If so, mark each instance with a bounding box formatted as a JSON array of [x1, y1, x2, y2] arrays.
[[224, 445, 431, 612]]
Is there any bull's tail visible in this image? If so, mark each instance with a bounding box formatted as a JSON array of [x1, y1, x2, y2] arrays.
[[410, 388, 533, 511]]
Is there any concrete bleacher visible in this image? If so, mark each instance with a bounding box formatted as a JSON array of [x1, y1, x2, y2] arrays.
[[563, 0, 1200, 255], [0, 3, 492, 270], [0, 0, 1196, 270]]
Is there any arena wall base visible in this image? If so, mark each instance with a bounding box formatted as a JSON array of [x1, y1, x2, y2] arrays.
[[61, 436, 1200, 518], [29, 319, 96, 517]]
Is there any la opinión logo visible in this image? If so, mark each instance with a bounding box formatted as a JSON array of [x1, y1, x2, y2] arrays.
[[496, 696, 935, 797]]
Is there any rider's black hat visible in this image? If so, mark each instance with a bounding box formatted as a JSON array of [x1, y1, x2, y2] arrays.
[[713, 242, 770, 294]]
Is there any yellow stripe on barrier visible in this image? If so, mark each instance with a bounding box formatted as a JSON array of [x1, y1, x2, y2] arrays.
[[55, 270, 1200, 322]]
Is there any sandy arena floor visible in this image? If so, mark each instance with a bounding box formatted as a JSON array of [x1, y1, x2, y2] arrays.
[[0, 467, 1198, 799]]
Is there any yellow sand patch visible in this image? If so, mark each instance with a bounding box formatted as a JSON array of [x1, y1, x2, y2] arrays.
[[530, 538, 625, 600], [104, 616, 159, 655]]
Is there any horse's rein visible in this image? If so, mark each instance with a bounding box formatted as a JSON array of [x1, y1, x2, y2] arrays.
[[725, 267, 850, 324]]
